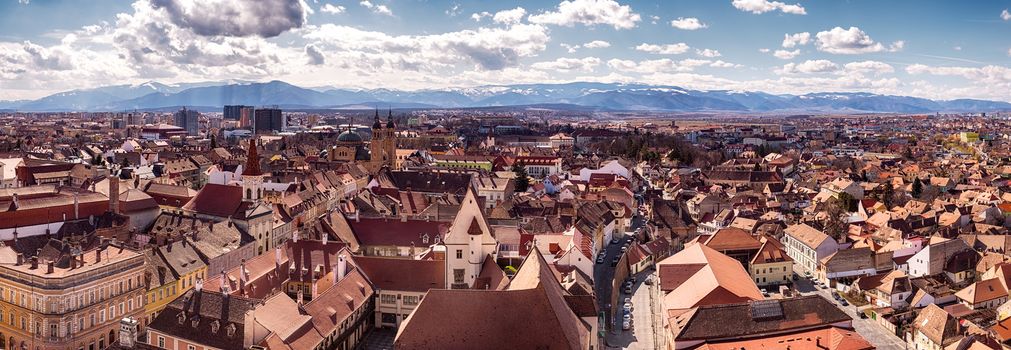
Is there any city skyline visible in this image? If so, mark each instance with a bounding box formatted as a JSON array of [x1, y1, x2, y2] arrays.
[[1, 0, 1010, 102]]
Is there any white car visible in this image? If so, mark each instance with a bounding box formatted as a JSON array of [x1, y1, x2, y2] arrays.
[[622, 319, 632, 330]]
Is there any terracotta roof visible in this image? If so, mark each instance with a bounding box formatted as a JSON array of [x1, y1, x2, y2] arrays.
[[956, 278, 1008, 304], [354, 256, 446, 293], [671, 296, 852, 342], [913, 304, 962, 347], [704, 227, 762, 252], [785, 223, 831, 249], [395, 247, 589, 350], [182, 183, 243, 218], [658, 243, 763, 310]]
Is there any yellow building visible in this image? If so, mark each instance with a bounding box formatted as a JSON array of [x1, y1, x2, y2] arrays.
[[0, 244, 146, 350], [143, 241, 207, 329], [750, 240, 794, 287], [959, 132, 979, 143]]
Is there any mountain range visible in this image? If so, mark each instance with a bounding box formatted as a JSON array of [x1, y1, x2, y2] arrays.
[[2, 80, 1010, 113]]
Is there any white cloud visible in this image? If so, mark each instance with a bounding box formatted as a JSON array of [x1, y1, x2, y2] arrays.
[[493, 7, 527, 24], [304, 23, 551, 71], [1008, 48, 1011, 57], [635, 43, 690, 55], [953, 46, 961, 51], [583, 40, 610, 48], [607, 58, 738, 74], [670, 17, 707, 30], [778, 59, 839, 74], [650, 15, 660, 24], [320, 3, 345, 14], [359, 0, 392, 16], [696, 48, 721, 57], [843, 60, 893, 75], [445, 4, 461, 17], [528, 0, 641, 30], [773, 49, 800, 59], [782, 32, 810, 48], [731, 0, 806, 15], [471, 11, 490, 21], [305, 44, 325, 65], [759, 48, 770, 53], [531, 57, 600, 72], [815, 26, 895, 54], [1002, 9, 1010, 21], [560, 43, 580, 53]]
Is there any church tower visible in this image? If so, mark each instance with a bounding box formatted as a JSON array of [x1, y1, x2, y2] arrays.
[[241, 137, 264, 202], [370, 109, 396, 172]]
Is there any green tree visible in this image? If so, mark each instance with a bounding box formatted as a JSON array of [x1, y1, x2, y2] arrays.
[[912, 177, 923, 198], [513, 161, 530, 192], [880, 181, 895, 209]]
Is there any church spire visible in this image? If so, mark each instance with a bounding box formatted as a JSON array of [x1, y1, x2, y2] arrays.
[[241, 137, 262, 176], [373, 108, 382, 129], [386, 108, 395, 129]]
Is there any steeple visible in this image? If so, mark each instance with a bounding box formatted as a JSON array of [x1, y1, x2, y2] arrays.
[[386, 108, 395, 128], [373, 108, 382, 129], [241, 138, 262, 176]]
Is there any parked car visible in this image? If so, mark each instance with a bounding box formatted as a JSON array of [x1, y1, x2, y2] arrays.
[[596, 255, 605, 264], [840, 299, 849, 306], [832, 293, 841, 300], [622, 312, 632, 322], [611, 256, 620, 267], [623, 302, 633, 312], [624, 297, 632, 305], [761, 289, 770, 297], [624, 285, 633, 294], [859, 312, 868, 319], [644, 275, 654, 285], [622, 319, 632, 330]]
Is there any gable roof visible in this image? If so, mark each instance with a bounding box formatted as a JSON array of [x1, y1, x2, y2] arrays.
[[657, 243, 763, 310]]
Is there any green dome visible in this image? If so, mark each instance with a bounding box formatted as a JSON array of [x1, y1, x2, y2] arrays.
[[337, 130, 362, 143]]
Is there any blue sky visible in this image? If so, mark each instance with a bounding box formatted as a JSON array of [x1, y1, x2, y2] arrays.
[[1, 0, 1009, 101]]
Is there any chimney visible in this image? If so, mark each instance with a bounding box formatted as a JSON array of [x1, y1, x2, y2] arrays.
[[29, 257, 38, 270], [194, 278, 203, 292], [15, 254, 23, 266], [322, 233, 328, 245], [95, 249, 102, 263], [108, 174, 120, 214], [239, 259, 247, 292], [275, 246, 281, 267], [166, 240, 172, 253], [11, 193, 18, 209], [292, 230, 299, 243], [70, 255, 78, 269], [73, 193, 80, 219], [337, 254, 347, 282], [46, 261, 54, 274], [220, 270, 231, 295]]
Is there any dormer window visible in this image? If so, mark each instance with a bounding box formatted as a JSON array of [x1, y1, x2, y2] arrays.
[[177, 312, 186, 325], [210, 320, 220, 334], [421, 234, 429, 244], [226, 323, 236, 337]]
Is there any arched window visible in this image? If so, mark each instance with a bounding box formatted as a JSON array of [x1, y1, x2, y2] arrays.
[[246, 188, 252, 199]]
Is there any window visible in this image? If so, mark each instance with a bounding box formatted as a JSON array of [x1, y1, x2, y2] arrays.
[[188, 346, 195, 350], [158, 337, 165, 348], [456, 250, 463, 259], [453, 269, 465, 284]]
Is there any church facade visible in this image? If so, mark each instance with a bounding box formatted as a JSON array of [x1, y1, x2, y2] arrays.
[[326, 110, 397, 174]]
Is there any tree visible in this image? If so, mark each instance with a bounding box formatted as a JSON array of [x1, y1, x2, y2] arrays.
[[823, 197, 849, 241], [513, 161, 530, 192], [912, 177, 923, 198], [880, 181, 895, 209]]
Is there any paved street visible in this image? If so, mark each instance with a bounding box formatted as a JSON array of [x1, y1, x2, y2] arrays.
[[604, 269, 660, 349], [793, 267, 906, 350]]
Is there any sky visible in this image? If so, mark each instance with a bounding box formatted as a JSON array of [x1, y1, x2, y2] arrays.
[[0, 0, 1010, 101]]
